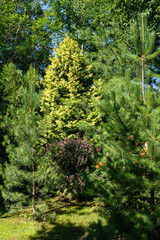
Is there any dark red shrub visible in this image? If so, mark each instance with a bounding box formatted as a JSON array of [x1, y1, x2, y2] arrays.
[[48, 136, 97, 196]]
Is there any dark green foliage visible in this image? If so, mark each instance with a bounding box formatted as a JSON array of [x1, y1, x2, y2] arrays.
[[91, 74, 160, 239], [0, 64, 39, 167], [92, 14, 160, 239], [2, 69, 48, 214], [0, 63, 24, 115], [0, 63, 25, 201]]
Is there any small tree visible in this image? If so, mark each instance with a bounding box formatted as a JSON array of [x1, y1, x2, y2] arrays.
[[2, 68, 47, 214]]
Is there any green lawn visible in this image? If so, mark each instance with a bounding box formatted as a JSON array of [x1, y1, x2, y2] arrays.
[[0, 198, 107, 240]]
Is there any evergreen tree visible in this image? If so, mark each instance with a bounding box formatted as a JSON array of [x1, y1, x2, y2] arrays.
[[92, 14, 160, 239], [40, 36, 101, 142], [0, 64, 39, 170], [2, 69, 47, 214]]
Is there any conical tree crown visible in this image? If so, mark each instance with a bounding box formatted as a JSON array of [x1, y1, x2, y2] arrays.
[[40, 36, 96, 140]]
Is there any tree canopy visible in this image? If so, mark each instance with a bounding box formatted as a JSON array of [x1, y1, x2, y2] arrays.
[[0, 0, 55, 74]]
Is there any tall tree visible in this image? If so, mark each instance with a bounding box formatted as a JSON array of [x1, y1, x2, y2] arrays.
[[0, 63, 25, 200], [91, 14, 160, 239]]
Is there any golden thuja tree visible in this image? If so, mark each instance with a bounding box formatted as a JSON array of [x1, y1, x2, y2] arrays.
[[40, 36, 101, 142]]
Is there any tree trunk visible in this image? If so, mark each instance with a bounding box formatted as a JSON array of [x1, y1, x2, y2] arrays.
[[32, 161, 35, 214], [142, 56, 145, 102], [149, 170, 155, 210]]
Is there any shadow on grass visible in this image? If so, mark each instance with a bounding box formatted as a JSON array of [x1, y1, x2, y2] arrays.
[[28, 198, 110, 240], [29, 220, 111, 240], [0, 203, 7, 217], [29, 221, 86, 240]]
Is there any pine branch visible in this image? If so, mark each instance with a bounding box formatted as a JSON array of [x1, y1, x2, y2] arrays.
[[123, 49, 140, 62], [145, 47, 160, 60], [141, 13, 145, 55], [143, 32, 155, 57], [108, 45, 122, 67], [114, 106, 129, 132], [132, 22, 141, 55]]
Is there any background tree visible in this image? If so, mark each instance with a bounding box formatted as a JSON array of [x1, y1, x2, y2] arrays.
[[48, 0, 160, 81], [0, 0, 56, 74], [0, 63, 24, 115]]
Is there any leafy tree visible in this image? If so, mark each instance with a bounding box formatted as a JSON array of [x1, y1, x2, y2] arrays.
[[91, 14, 160, 239], [48, 0, 160, 80], [49, 0, 160, 36], [0, 0, 55, 74], [40, 36, 101, 142], [48, 0, 125, 79]]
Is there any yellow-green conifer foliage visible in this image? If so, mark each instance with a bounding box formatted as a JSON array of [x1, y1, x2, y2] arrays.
[[40, 36, 101, 140]]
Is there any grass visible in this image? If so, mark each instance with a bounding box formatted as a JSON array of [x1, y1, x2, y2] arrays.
[[0, 205, 41, 240], [0, 198, 107, 240], [0, 217, 41, 240]]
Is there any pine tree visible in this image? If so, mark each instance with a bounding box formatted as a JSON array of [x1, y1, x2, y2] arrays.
[[2, 68, 47, 214], [92, 14, 160, 239]]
